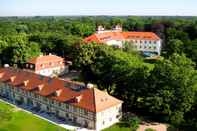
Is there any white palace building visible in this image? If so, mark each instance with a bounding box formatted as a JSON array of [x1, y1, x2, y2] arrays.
[[0, 67, 123, 130], [84, 25, 162, 56]]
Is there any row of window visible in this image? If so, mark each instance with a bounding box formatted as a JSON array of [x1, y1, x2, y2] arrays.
[[134, 45, 157, 50], [37, 61, 64, 68], [3, 84, 91, 117], [130, 40, 158, 44], [0, 88, 92, 129]]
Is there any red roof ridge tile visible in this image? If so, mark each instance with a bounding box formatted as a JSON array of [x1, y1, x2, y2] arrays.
[[84, 31, 160, 44]]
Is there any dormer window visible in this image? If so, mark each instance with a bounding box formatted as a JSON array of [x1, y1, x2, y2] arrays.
[[75, 95, 82, 103], [38, 84, 44, 91], [10, 76, 16, 82], [23, 80, 29, 86], [55, 89, 63, 97]]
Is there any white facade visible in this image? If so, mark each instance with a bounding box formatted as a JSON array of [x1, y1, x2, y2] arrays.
[[105, 39, 161, 55], [35, 66, 68, 77], [96, 104, 122, 130]]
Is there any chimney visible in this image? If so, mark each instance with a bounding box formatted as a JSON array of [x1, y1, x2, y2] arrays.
[[87, 83, 94, 89], [75, 95, 82, 103], [97, 25, 105, 33], [113, 25, 122, 32], [4, 64, 9, 68], [23, 80, 29, 86], [10, 76, 16, 82]]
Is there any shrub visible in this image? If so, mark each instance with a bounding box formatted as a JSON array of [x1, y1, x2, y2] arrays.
[[128, 116, 141, 131]]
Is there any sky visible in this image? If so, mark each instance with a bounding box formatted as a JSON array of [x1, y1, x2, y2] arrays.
[[0, 0, 197, 16]]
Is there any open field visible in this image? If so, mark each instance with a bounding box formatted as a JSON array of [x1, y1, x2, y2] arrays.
[[0, 100, 68, 131]]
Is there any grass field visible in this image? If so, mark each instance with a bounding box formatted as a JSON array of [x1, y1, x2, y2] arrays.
[[0, 100, 68, 131], [102, 122, 131, 131]]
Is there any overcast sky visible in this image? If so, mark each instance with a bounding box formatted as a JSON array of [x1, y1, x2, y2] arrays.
[[0, 0, 197, 16]]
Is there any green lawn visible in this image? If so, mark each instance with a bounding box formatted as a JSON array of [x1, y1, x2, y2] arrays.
[[102, 122, 131, 131], [0, 100, 68, 131]]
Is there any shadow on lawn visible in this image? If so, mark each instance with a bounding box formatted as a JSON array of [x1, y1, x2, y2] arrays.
[[116, 122, 130, 128]]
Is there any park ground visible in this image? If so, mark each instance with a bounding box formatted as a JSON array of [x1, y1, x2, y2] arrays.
[[0, 99, 170, 131], [0, 100, 68, 131]]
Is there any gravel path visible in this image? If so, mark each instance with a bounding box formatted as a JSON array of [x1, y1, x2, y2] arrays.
[[137, 122, 168, 131]]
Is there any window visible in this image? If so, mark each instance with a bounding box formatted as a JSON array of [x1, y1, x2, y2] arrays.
[[34, 94, 38, 98], [145, 41, 147, 44], [59, 61, 63, 64], [66, 104, 69, 109], [116, 115, 120, 119], [84, 110, 88, 115], [102, 121, 105, 125], [109, 117, 112, 121], [30, 64, 34, 69], [58, 102, 61, 107]]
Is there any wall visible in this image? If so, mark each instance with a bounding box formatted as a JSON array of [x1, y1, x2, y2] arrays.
[[96, 104, 122, 131]]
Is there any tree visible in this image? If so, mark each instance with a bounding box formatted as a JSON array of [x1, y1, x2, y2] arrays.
[[128, 116, 141, 131], [184, 39, 197, 66], [71, 22, 95, 37], [144, 54, 197, 126], [73, 43, 151, 102], [0, 34, 41, 66], [11, 39, 41, 66], [166, 39, 184, 56]]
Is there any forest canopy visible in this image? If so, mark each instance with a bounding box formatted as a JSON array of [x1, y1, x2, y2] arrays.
[[1, 16, 197, 129]]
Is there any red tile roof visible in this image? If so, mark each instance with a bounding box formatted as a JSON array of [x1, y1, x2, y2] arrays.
[[27, 54, 65, 71], [84, 31, 160, 43], [28, 54, 64, 64], [0, 68, 122, 112]]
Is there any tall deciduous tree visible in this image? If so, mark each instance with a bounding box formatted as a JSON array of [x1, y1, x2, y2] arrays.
[[145, 53, 197, 126]]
